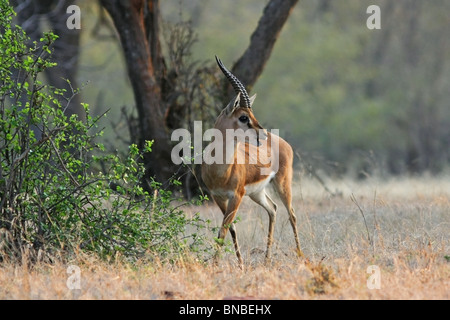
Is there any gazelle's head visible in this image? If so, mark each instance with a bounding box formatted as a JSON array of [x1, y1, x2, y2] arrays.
[[214, 56, 267, 146]]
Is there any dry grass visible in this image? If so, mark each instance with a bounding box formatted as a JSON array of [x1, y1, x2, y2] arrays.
[[0, 175, 449, 299]]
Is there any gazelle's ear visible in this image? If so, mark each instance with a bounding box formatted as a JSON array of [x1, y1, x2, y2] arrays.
[[248, 94, 257, 108], [225, 92, 241, 116]]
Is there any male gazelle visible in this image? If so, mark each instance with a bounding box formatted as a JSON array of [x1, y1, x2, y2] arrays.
[[201, 56, 303, 264]]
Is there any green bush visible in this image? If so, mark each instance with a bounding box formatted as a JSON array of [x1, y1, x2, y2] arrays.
[[0, 1, 212, 263]]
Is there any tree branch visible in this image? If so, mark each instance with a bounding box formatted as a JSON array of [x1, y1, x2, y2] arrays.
[[231, 0, 299, 93]]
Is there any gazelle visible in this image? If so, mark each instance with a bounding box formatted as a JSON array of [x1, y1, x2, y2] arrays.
[[201, 56, 303, 264]]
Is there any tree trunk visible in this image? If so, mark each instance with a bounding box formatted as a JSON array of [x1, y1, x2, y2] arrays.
[[100, 0, 175, 185]]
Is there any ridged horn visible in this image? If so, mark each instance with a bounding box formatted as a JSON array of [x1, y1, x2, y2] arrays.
[[215, 55, 251, 108]]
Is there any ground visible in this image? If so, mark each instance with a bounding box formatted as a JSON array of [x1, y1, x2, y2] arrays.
[[0, 175, 448, 299]]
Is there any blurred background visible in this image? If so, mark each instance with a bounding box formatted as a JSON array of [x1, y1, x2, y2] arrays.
[[11, 0, 450, 180]]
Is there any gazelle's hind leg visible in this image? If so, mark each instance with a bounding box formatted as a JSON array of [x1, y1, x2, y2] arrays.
[[272, 177, 303, 258], [249, 191, 277, 261]]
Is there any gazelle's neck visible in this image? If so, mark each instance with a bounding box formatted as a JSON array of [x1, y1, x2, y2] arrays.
[[203, 128, 238, 173]]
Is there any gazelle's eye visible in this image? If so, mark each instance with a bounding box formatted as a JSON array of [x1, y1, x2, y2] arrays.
[[239, 115, 249, 123]]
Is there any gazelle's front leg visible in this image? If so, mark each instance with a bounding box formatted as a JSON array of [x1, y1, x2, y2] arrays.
[[228, 224, 242, 266], [216, 192, 244, 265]]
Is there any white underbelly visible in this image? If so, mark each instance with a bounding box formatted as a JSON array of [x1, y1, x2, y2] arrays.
[[244, 171, 275, 196], [210, 188, 235, 198]]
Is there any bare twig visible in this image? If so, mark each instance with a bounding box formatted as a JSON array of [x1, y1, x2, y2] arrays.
[[48, 137, 80, 188], [350, 193, 372, 247], [295, 151, 338, 197]]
